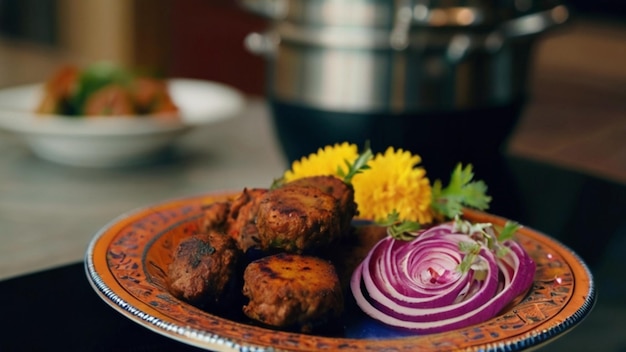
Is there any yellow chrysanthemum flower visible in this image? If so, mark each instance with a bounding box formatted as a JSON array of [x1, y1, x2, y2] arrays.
[[283, 142, 359, 182], [352, 147, 433, 224]]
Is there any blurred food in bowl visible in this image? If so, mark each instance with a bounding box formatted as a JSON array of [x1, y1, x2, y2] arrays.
[[35, 62, 179, 118], [0, 71, 245, 167]]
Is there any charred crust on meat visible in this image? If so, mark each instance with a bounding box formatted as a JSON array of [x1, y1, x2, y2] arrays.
[[167, 231, 243, 312], [166, 176, 363, 334], [256, 185, 342, 253], [179, 239, 215, 268], [242, 253, 344, 333], [285, 175, 358, 234]]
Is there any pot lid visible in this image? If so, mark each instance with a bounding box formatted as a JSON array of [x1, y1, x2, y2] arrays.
[[240, 0, 568, 51], [239, 0, 567, 28]]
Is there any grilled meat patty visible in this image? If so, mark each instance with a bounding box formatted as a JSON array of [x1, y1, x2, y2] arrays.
[[168, 230, 240, 310], [219, 177, 357, 254], [242, 253, 344, 332], [286, 175, 357, 234], [256, 184, 342, 253], [168, 176, 360, 331]]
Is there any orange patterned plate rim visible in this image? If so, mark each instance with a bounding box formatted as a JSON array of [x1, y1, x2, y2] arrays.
[[85, 191, 596, 352]]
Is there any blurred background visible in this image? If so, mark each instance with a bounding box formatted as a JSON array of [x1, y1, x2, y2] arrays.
[[0, 0, 625, 351], [0, 0, 623, 95], [0, 0, 268, 93], [1, 0, 624, 182]]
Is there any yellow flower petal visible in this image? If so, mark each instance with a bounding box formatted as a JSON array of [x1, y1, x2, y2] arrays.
[[283, 142, 359, 182], [352, 147, 433, 224]]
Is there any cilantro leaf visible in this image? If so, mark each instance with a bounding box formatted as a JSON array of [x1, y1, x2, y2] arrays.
[[378, 210, 421, 241], [498, 221, 521, 241], [457, 241, 481, 274], [431, 163, 492, 219]]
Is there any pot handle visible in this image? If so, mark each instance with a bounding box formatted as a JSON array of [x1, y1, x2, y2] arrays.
[[498, 5, 569, 40], [444, 4, 569, 62]]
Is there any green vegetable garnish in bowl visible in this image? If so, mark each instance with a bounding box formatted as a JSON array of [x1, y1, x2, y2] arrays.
[[36, 62, 178, 118]]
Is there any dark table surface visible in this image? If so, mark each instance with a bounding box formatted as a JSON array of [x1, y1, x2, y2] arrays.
[[2, 154, 625, 352]]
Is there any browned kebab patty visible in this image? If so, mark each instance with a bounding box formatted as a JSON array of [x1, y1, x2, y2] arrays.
[[167, 176, 359, 329], [167, 230, 241, 310], [285, 175, 358, 234], [242, 253, 344, 332], [254, 176, 357, 253], [255, 184, 342, 253]]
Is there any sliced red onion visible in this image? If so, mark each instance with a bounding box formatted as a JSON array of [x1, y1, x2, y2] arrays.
[[350, 221, 535, 334]]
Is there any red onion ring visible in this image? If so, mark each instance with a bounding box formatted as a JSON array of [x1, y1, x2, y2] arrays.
[[350, 222, 535, 333]]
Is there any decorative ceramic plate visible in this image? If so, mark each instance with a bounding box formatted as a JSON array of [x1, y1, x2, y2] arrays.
[[0, 79, 244, 167], [85, 192, 596, 351]]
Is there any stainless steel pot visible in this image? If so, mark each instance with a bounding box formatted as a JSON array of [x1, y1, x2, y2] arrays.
[[241, 0, 568, 113], [240, 0, 568, 217]]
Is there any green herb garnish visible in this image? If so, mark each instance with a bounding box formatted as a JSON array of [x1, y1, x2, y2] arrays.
[[338, 142, 372, 184], [378, 210, 422, 241], [454, 217, 521, 274], [498, 221, 521, 241], [431, 163, 492, 219]]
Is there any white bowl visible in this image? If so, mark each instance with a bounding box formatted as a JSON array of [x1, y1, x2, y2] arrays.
[[0, 79, 244, 167]]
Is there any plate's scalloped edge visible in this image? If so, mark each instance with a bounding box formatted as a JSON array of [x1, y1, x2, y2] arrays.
[[84, 242, 596, 352], [468, 214, 597, 352], [478, 224, 598, 352], [83, 206, 270, 352], [481, 285, 597, 352], [84, 253, 271, 352], [83, 202, 598, 352]]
